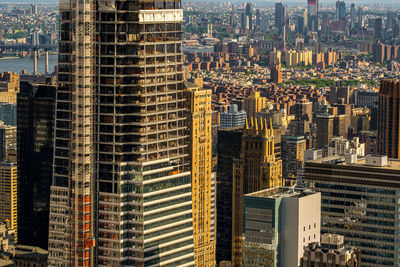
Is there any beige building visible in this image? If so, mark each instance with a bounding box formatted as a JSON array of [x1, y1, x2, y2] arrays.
[[232, 117, 282, 266], [243, 91, 267, 117], [284, 49, 313, 66], [186, 83, 215, 266], [0, 163, 17, 242], [301, 234, 361, 267], [0, 72, 19, 103]]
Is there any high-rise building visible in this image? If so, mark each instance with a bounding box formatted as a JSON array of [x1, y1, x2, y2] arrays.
[[281, 135, 306, 183], [242, 187, 321, 267], [297, 15, 305, 34], [336, 1, 346, 21], [316, 114, 334, 148], [260, 14, 270, 32], [275, 2, 285, 34], [17, 81, 56, 249], [0, 103, 16, 126], [270, 63, 283, 84], [350, 4, 356, 29], [321, 12, 331, 34], [216, 127, 242, 264], [301, 234, 361, 267], [186, 84, 215, 266], [48, 0, 194, 265], [357, 7, 363, 28], [220, 104, 246, 128], [231, 117, 282, 266], [243, 91, 267, 118], [305, 154, 400, 267], [378, 80, 400, 158], [0, 72, 19, 103], [375, 18, 383, 40], [0, 162, 17, 242], [0, 122, 16, 162], [246, 3, 253, 31], [307, 0, 319, 32]]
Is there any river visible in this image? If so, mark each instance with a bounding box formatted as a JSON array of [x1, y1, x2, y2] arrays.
[[0, 54, 58, 74]]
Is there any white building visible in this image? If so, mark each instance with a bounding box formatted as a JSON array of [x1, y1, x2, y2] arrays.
[[220, 104, 246, 128]]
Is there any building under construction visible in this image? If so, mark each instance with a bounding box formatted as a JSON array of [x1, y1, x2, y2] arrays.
[[48, 0, 194, 265]]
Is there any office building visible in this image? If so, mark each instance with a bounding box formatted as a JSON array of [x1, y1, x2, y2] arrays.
[[216, 127, 242, 264], [275, 2, 285, 34], [0, 122, 16, 162], [350, 4, 356, 29], [260, 14, 270, 32], [243, 187, 321, 267], [220, 104, 246, 128], [246, 3, 253, 31], [231, 117, 282, 266], [281, 135, 306, 183], [0, 103, 16, 126], [301, 234, 361, 267], [17, 81, 56, 249], [375, 18, 383, 39], [305, 154, 400, 266], [186, 84, 215, 266], [0, 72, 19, 103], [316, 114, 334, 149], [378, 80, 400, 158], [270, 63, 283, 84], [48, 0, 195, 265], [243, 91, 267, 118], [336, 1, 346, 21], [307, 0, 319, 32], [0, 162, 17, 242]]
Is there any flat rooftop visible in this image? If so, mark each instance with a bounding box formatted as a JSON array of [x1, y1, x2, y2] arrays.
[[246, 186, 316, 199], [307, 155, 400, 170]]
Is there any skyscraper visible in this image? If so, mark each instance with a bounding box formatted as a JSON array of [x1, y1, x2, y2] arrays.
[[378, 80, 400, 159], [0, 122, 16, 162], [216, 127, 242, 264], [48, 0, 194, 265], [350, 3, 356, 29], [246, 3, 253, 31], [231, 117, 282, 266], [0, 162, 17, 242], [275, 2, 285, 34], [186, 84, 215, 266], [307, 0, 319, 32], [17, 81, 56, 249], [243, 91, 267, 118], [281, 135, 306, 183], [336, 1, 346, 21], [305, 154, 400, 266], [375, 18, 383, 39]]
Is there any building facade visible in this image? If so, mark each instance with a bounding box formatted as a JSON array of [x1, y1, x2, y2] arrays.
[[0, 162, 17, 242], [301, 233, 361, 267], [17, 81, 56, 249], [378, 79, 400, 158], [219, 104, 246, 128], [305, 155, 400, 266], [243, 187, 321, 267], [231, 117, 282, 266], [216, 127, 242, 264], [48, 0, 195, 265], [186, 84, 215, 266], [281, 135, 306, 184]]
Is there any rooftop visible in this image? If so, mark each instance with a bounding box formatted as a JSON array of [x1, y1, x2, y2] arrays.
[[245, 186, 317, 199], [307, 155, 400, 170]]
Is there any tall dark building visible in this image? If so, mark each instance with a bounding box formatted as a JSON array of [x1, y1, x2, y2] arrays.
[[375, 17, 383, 39], [216, 127, 242, 264], [275, 2, 285, 34], [17, 80, 56, 249], [246, 3, 253, 31], [378, 79, 400, 159], [350, 3, 356, 29], [336, 1, 346, 21]]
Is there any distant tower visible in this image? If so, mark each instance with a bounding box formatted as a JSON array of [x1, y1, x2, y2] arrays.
[[231, 117, 283, 266], [307, 0, 318, 32], [335, 0, 346, 21], [378, 80, 400, 159], [275, 2, 285, 34], [350, 3, 356, 29]]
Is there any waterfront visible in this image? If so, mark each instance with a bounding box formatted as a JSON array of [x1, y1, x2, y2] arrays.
[[0, 54, 58, 74]]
